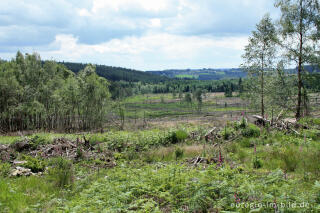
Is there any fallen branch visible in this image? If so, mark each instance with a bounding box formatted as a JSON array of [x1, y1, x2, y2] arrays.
[[252, 115, 271, 126], [276, 110, 284, 122]]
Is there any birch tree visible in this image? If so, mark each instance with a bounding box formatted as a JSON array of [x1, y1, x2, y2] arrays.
[[275, 0, 320, 119], [242, 14, 278, 118]]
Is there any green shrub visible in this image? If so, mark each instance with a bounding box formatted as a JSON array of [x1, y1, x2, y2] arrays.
[[48, 157, 74, 188], [223, 126, 230, 140], [166, 131, 179, 144], [97, 144, 103, 153], [237, 149, 247, 163], [165, 129, 190, 145], [240, 117, 247, 128], [76, 147, 84, 159], [241, 124, 260, 138], [279, 147, 300, 172], [174, 147, 184, 160], [233, 122, 240, 131], [299, 117, 320, 127], [21, 155, 46, 173], [234, 117, 248, 130], [126, 151, 139, 161], [239, 138, 254, 148], [142, 152, 155, 163], [0, 162, 11, 177], [114, 152, 124, 160], [88, 134, 105, 146], [124, 150, 139, 161], [303, 149, 320, 175], [175, 130, 188, 142], [29, 135, 50, 149], [303, 129, 320, 141], [226, 142, 239, 154], [221, 127, 234, 140], [253, 157, 263, 169]]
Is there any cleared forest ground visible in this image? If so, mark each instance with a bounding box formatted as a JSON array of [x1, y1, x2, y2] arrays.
[[1, 93, 320, 212]]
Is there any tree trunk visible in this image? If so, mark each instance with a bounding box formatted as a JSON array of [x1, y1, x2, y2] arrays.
[[296, 0, 303, 119], [261, 66, 264, 118], [296, 58, 302, 119], [261, 51, 265, 118]]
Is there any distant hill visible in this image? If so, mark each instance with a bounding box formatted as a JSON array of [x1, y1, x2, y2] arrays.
[[60, 62, 169, 83], [147, 65, 320, 80], [146, 68, 247, 80], [299, 65, 320, 73], [59, 62, 319, 83]]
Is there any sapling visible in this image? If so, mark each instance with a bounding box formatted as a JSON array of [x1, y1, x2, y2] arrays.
[[253, 142, 262, 169]]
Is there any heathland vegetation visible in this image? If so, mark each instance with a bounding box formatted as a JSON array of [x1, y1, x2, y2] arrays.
[[1, 0, 320, 212]]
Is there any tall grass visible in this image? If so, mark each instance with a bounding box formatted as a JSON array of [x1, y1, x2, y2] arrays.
[[48, 157, 74, 189]]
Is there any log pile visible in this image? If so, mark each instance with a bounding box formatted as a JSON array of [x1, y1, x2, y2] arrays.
[[188, 156, 218, 166], [252, 114, 306, 134], [0, 137, 116, 167], [0, 144, 15, 161]]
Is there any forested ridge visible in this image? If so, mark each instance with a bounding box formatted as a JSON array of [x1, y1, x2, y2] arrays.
[[147, 65, 320, 80], [61, 62, 168, 83], [0, 52, 110, 132]]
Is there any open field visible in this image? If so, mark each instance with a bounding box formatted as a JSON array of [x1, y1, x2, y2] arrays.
[[115, 92, 320, 130], [119, 92, 252, 129]]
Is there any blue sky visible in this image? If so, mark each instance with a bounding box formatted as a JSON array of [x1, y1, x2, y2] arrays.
[[0, 0, 279, 70]]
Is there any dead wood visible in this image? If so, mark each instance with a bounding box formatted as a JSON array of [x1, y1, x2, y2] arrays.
[[252, 115, 271, 126]]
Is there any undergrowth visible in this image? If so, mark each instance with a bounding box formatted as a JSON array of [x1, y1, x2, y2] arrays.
[[1, 118, 320, 212]]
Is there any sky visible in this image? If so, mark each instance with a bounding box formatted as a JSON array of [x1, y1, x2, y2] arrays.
[[0, 0, 279, 71]]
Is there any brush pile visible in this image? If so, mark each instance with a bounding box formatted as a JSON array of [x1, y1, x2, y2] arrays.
[[0, 136, 115, 166], [252, 114, 308, 134]]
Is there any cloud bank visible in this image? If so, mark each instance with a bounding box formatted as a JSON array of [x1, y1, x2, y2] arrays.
[[0, 0, 279, 70]]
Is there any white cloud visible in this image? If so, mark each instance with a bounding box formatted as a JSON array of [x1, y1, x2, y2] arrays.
[[32, 33, 248, 70], [150, 19, 162, 28], [77, 8, 91, 17], [91, 0, 171, 14]]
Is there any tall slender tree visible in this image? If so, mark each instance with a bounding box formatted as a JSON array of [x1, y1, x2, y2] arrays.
[[275, 0, 320, 119], [242, 14, 278, 118]]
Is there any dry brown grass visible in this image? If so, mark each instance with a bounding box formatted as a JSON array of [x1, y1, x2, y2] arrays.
[[183, 144, 205, 156], [149, 144, 210, 161]]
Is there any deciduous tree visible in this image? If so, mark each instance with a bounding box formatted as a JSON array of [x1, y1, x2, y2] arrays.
[[275, 0, 320, 118], [242, 14, 278, 118]]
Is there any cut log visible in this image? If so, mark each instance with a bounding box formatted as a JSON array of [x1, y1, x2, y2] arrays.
[[206, 127, 217, 136], [205, 127, 217, 141], [193, 156, 200, 166], [252, 115, 270, 126]]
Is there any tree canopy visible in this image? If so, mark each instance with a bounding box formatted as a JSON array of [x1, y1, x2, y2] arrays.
[[0, 52, 110, 132]]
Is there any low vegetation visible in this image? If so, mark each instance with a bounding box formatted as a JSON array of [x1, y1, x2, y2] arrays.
[[1, 117, 320, 212]]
